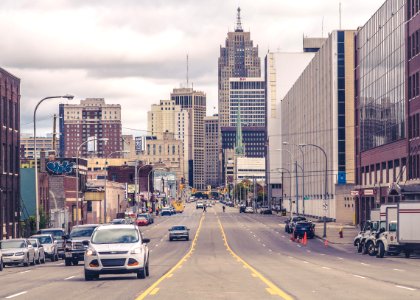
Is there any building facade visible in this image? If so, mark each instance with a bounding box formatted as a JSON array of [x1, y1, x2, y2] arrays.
[[354, 0, 406, 225], [204, 115, 220, 187], [20, 135, 58, 159], [170, 88, 206, 189], [59, 98, 122, 158], [281, 30, 355, 222], [218, 8, 261, 128], [0, 68, 20, 239]]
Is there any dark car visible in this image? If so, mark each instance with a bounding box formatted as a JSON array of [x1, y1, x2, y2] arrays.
[[285, 216, 307, 233], [293, 221, 315, 239], [137, 213, 154, 224], [239, 204, 246, 213], [260, 208, 272, 215], [64, 224, 98, 266]]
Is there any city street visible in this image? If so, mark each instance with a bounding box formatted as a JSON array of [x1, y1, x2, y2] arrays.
[[1, 203, 420, 300]]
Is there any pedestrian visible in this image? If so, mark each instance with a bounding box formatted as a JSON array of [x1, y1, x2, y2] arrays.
[[222, 205, 225, 212], [156, 207, 159, 216], [203, 205, 207, 212]]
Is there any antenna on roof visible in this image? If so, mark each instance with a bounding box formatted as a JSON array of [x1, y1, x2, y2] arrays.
[[235, 7, 243, 32]]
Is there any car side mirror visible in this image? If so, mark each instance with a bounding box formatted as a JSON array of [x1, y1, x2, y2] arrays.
[[82, 240, 90, 246], [143, 238, 150, 244]]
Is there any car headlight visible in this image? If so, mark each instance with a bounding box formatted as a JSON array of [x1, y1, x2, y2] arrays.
[[130, 247, 142, 254], [15, 252, 24, 256], [85, 248, 97, 256]]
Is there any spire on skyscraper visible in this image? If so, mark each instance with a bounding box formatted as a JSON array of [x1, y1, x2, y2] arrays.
[[235, 7, 243, 32], [235, 105, 245, 156]]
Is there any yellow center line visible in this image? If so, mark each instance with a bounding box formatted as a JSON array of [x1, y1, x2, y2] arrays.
[[135, 213, 205, 300], [217, 217, 294, 300]]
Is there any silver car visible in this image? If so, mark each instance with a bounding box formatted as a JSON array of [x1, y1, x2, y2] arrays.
[[31, 234, 59, 261], [168, 225, 190, 241], [84, 224, 150, 281], [0, 239, 36, 267], [28, 238, 46, 264]]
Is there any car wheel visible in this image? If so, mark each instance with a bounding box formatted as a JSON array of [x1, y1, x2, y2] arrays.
[[84, 270, 96, 281], [405, 251, 411, 258], [55, 254, 59, 261], [169, 237, 173, 241], [23, 255, 29, 267], [41, 255, 46, 264], [361, 242, 368, 255], [366, 241, 377, 257], [72, 260, 79, 266], [137, 268, 146, 279], [145, 260, 150, 277], [186, 236, 189, 241], [65, 259, 72, 266], [0, 259, 3, 271]]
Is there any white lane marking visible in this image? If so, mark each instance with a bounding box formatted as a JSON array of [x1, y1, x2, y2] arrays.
[[5, 291, 28, 299], [396, 285, 416, 291], [288, 256, 293, 259], [322, 267, 331, 270], [353, 275, 366, 279], [155, 244, 159, 247], [302, 261, 309, 264], [19, 270, 31, 274], [297, 245, 302, 248], [361, 262, 370, 266], [64, 276, 75, 280], [337, 257, 344, 260], [281, 235, 286, 238], [262, 244, 266, 247], [319, 254, 326, 256], [393, 268, 403, 272], [307, 250, 311, 253], [268, 249, 273, 252], [253, 235, 257, 238]]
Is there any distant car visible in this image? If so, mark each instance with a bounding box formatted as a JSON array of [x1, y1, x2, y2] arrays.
[[196, 201, 204, 209], [64, 224, 98, 266], [39, 228, 66, 259], [0, 239, 36, 267], [136, 217, 149, 226], [28, 238, 46, 264], [239, 204, 246, 213], [169, 225, 190, 241], [260, 208, 273, 215], [31, 234, 58, 261], [293, 221, 315, 239], [160, 208, 172, 216], [285, 216, 307, 233], [137, 213, 154, 224], [84, 224, 150, 281], [110, 218, 127, 224], [245, 207, 254, 213]]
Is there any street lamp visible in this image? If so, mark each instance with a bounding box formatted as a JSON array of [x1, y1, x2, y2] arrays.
[[75, 137, 108, 225], [299, 143, 328, 238], [134, 162, 153, 214], [276, 148, 295, 214], [103, 150, 129, 223], [34, 94, 74, 232], [273, 168, 292, 219], [283, 142, 305, 215]]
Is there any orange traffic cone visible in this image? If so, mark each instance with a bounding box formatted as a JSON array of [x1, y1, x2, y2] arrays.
[[324, 239, 328, 247], [303, 232, 307, 246]]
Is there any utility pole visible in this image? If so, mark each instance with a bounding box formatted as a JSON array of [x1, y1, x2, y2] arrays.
[[52, 114, 57, 156], [295, 161, 299, 214], [253, 177, 257, 212], [281, 171, 284, 212]]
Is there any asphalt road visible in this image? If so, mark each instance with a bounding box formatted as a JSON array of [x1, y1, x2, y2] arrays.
[[1, 203, 419, 300]]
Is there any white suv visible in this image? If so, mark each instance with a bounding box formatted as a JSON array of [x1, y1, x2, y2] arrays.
[[84, 224, 150, 281]]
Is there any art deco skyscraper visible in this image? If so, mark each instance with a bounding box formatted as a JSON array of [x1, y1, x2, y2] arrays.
[[218, 7, 261, 127]]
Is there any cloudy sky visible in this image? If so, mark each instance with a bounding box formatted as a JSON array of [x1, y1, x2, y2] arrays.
[[2, 0, 385, 136]]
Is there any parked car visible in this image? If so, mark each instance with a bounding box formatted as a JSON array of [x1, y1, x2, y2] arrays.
[[136, 217, 149, 226], [64, 224, 98, 266], [293, 221, 315, 239], [285, 216, 307, 233], [245, 207, 254, 213], [160, 208, 172, 216], [28, 238, 46, 264], [239, 204, 246, 213], [39, 228, 66, 259], [0, 239, 36, 267], [169, 225, 190, 241], [0, 248, 3, 271], [84, 224, 150, 280], [30, 234, 59, 261], [110, 218, 127, 224], [138, 213, 154, 224], [260, 208, 273, 215]]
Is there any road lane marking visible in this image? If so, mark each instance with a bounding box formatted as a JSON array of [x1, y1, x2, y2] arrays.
[[297, 245, 302, 248], [150, 288, 160, 295], [19, 270, 31, 274], [64, 276, 76, 280], [337, 257, 344, 260], [5, 292, 28, 299], [302, 261, 309, 264], [217, 219, 293, 300], [322, 267, 331, 270], [262, 244, 266, 247], [306, 250, 311, 253], [281, 235, 285, 238], [135, 214, 205, 300], [353, 275, 366, 279], [393, 268, 403, 272], [360, 263, 369, 266], [396, 285, 416, 291]]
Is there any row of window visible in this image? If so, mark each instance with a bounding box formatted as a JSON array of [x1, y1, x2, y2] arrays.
[[359, 158, 405, 185], [408, 0, 420, 19], [408, 71, 420, 99], [408, 113, 420, 139]]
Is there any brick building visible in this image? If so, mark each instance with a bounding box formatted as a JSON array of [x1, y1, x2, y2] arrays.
[[0, 67, 20, 240]]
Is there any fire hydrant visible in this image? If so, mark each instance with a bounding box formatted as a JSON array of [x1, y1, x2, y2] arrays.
[[339, 226, 343, 238]]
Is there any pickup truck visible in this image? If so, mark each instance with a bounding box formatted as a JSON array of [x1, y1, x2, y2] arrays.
[[64, 224, 98, 266]]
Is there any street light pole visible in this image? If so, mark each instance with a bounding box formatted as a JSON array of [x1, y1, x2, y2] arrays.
[[300, 143, 328, 238], [34, 95, 74, 232], [283, 142, 305, 215], [76, 137, 108, 226], [276, 148, 295, 214]]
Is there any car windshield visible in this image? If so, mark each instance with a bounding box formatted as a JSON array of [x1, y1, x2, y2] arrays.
[[70, 227, 96, 238], [172, 226, 186, 230], [41, 230, 64, 240], [35, 236, 52, 244], [91, 228, 139, 244], [1, 240, 25, 249], [28, 239, 38, 247]]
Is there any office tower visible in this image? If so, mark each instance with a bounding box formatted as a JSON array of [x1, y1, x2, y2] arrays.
[[204, 115, 219, 188], [59, 98, 122, 158]]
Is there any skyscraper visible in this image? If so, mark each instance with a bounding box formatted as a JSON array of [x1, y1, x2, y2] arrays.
[[218, 7, 261, 128], [170, 88, 206, 189], [59, 98, 122, 158], [204, 115, 219, 188]]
